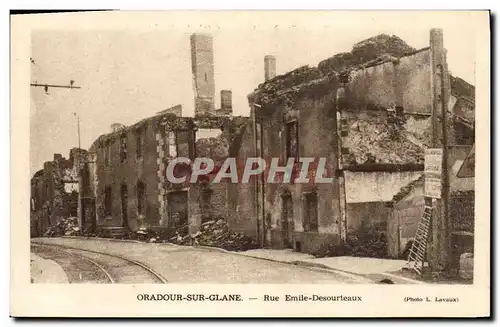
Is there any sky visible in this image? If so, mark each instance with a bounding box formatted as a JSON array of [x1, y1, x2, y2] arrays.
[[30, 16, 477, 176]]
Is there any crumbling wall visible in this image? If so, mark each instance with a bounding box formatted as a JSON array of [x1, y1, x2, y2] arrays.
[[249, 88, 342, 253], [397, 49, 432, 114], [345, 171, 423, 203], [348, 60, 397, 110], [453, 97, 475, 126], [318, 34, 416, 74], [30, 150, 86, 236], [341, 109, 429, 166], [94, 119, 160, 230], [387, 178, 425, 257], [346, 201, 390, 235], [227, 121, 258, 238], [450, 75, 475, 100], [450, 190, 475, 233], [92, 111, 250, 234], [251, 33, 473, 120]]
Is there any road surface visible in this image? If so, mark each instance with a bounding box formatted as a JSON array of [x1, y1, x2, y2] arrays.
[[30, 237, 369, 283]]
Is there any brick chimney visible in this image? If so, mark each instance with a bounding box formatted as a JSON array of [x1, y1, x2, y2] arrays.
[[191, 33, 215, 115], [221, 90, 232, 109], [264, 55, 276, 81], [216, 90, 233, 116]]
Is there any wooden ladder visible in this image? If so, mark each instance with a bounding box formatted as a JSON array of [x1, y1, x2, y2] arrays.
[[407, 204, 433, 275]]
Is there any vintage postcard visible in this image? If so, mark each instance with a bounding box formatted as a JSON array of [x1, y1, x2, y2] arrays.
[[10, 10, 490, 317]]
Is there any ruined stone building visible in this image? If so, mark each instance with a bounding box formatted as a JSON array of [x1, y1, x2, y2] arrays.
[[31, 31, 475, 259], [86, 110, 248, 237], [242, 31, 475, 255], [30, 148, 88, 236], [79, 33, 248, 237]]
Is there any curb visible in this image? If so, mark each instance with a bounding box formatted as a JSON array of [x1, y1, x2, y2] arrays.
[[193, 245, 372, 283], [379, 272, 427, 285], [194, 245, 231, 253], [61, 236, 144, 244]]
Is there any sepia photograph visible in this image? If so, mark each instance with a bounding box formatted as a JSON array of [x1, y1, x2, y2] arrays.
[[11, 10, 490, 317]]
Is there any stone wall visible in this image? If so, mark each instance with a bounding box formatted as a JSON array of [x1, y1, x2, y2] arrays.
[[387, 181, 425, 257], [344, 171, 422, 203], [339, 47, 431, 114], [345, 201, 391, 235], [340, 109, 431, 166], [397, 49, 432, 114], [30, 150, 84, 236], [227, 121, 258, 239], [91, 112, 249, 234], [93, 119, 160, 231], [247, 87, 342, 253]]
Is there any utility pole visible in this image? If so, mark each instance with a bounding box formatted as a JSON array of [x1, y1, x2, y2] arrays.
[[74, 113, 81, 149], [428, 28, 451, 276]]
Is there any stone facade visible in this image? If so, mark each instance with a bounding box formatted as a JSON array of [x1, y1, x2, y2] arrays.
[[30, 149, 87, 236], [244, 32, 475, 255], [88, 112, 249, 235]]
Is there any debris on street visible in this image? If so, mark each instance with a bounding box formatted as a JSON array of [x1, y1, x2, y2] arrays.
[[167, 219, 259, 252], [312, 230, 388, 259], [43, 216, 80, 237]]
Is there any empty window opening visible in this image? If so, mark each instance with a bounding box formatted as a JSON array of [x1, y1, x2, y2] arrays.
[[195, 128, 223, 158], [167, 191, 188, 235], [200, 188, 213, 223], [165, 131, 178, 157], [120, 134, 127, 163], [104, 186, 112, 217], [104, 144, 111, 166], [295, 241, 302, 252], [286, 121, 299, 161], [176, 131, 192, 158], [281, 194, 294, 248], [136, 129, 143, 159]]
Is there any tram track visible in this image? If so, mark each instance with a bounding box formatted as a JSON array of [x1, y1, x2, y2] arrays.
[[31, 242, 167, 284]]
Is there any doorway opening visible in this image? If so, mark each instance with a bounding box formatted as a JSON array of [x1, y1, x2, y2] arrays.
[[120, 183, 128, 228], [281, 193, 294, 248], [167, 190, 189, 235]]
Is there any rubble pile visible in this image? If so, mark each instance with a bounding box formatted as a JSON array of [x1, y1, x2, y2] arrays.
[[168, 219, 259, 252], [318, 34, 416, 75], [312, 231, 388, 259], [195, 136, 229, 161], [44, 216, 80, 237], [252, 66, 323, 105], [345, 231, 388, 258]]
